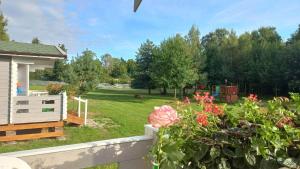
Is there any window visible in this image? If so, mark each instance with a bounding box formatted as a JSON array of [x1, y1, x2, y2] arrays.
[[16, 109, 29, 113], [42, 100, 55, 104], [42, 108, 55, 112], [16, 100, 29, 105]]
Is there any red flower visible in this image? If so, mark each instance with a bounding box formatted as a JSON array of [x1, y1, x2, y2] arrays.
[[194, 92, 214, 104], [211, 104, 224, 116], [183, 97, 190, 104], [248, 94, 258, 102], [196, 113, 208, 127]]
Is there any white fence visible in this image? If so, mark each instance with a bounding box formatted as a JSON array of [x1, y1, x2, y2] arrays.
[[0, 125, 157, 169], [74, 96, 88, 125]]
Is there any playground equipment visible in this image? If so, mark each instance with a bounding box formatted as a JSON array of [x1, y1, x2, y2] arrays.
[[212, 85, 239, 103]]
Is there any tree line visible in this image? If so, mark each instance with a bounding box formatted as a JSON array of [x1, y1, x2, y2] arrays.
[[1, 4, 300, 97], [133, 25, 300, 97]]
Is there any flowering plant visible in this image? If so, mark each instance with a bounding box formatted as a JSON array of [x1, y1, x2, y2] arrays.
[[149, 92, 300, 169]]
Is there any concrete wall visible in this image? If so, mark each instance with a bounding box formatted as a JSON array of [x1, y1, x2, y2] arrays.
[[0, 57, 11, 125], [1, 125, 157, 169]]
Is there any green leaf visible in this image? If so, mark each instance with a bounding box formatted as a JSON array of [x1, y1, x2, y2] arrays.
[[245, 152, 256, 166], [196, 143, 209, 161], [260, 159, 280, 169], [210, 147, 221, 159], [218, 158, 231, 169], [222, 147, 237, 158], [281, 158, 298, 169], [232, 158, 246, 169]]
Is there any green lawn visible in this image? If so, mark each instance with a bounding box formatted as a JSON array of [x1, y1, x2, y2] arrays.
[[0, 88, 173, 154]]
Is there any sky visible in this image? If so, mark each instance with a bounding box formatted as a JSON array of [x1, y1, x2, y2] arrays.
[[1, 0, 300, 60]]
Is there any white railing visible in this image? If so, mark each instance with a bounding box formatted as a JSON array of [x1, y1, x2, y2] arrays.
[[74, 96, 88, 125], [29, 90, 49, 96], [0, 125, 157, 169], [12, 92, 67, 124]]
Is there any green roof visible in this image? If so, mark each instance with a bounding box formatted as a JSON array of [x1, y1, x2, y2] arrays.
[[0, 41, 66, 58]]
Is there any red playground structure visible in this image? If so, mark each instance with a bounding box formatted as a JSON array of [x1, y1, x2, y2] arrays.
[[212, 85, 239, 103], [220, 85, 238, 103]]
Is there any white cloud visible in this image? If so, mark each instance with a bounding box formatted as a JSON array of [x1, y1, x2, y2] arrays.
[[1, 0, 78, 56]]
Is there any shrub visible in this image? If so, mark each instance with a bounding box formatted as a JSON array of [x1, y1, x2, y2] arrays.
[[46, 84, 64, 95], [149, 92, 300, 169]]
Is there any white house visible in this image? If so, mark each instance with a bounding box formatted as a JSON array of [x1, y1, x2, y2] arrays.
[[0, 41, 68, 141]]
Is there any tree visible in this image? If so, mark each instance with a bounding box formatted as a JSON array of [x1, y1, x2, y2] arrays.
[[186, 25, 207, 92], [71, 49, 102, 94], [32, 37, 40, 44], [285, 25, 300, 92], [126, 59, 137, 77], [132, 39, 156, 94], [202, 29, 238, 85], [51, 44, 68, 82], [58, 43, 67, 52], [111, 58, 128, 78], [0, 2, 9, 41], [250, 27, 284, 95], [152, 34, 197, 98]]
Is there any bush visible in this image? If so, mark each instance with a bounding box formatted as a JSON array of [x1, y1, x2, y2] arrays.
[[46, 84, 65, 95], [149, 92, 300, 169]]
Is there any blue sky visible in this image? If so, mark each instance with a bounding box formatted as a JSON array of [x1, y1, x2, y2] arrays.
[[2, 0, 300, 60]]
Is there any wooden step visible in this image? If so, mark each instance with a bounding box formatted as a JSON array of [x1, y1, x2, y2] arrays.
[[0, 121, 64, 142], [0, 131, 63, 142], [0, 121, 63, 131], [66, 114, 84, 125]]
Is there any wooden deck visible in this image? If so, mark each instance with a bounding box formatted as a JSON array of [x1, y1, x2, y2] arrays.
[[65, 114, 84, 126], [0, 121, 64, 142]]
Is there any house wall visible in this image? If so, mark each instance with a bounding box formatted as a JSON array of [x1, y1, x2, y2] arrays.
[[0, 57, 11, 125], [12, 95, 63, 124]]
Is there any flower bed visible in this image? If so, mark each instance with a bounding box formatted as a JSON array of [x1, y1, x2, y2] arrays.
[[148, 92, 300, 169]]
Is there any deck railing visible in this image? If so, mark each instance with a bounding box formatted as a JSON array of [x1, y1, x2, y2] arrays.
[[11, 92, 67, 124], [0, 125, 157, 169]]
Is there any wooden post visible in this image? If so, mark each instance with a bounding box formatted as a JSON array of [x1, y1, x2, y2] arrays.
[[84, 100, 88, 125], [78, 96, 81, 117]]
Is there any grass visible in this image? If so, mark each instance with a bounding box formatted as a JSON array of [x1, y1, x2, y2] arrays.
[[0, 88, 173, 153]]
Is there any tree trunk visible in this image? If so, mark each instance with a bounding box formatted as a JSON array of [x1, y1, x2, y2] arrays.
[[161, 87, 167, 95], [148, 88, 151, 95], [182, 87, 186, 97], [174, 88, 177, 98], [244, 82, 247, 96]]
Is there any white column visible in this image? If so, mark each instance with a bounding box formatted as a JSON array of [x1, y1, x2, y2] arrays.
[[78, 97, 81, 117], [62, 92, 67, 120], [25, 64, 29, 96], [84, 100, 88, 125]]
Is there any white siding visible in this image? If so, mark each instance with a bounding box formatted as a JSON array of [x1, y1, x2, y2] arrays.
[[0, 57, 10, 125], [12, 95, 62, 124]]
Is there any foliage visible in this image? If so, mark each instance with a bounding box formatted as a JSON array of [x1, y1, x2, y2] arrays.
[[152, 34, 197, 98], [186, 25, 207, 86], [150, 93, 300, 169], [70, 49, 102, 94], [0, 2, 9, 41], [46, 83, 64, 95], [31, 37, 41, 44], [132, 39, 156, 93]]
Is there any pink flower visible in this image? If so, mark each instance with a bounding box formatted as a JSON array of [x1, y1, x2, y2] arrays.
[[148, 105, 179, 128], [183, 97, 190, 104], [248, 94, 258, 102]]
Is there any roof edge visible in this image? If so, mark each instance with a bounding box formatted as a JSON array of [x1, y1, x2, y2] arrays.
[[0, 50, 66, 59], [55, 46, 67, 58]]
